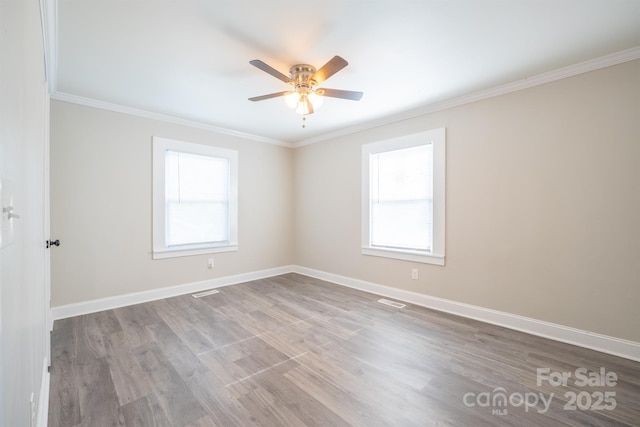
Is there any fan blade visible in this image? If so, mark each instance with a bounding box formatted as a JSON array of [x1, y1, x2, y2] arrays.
[[248, 91, 289, 102], [249, 60, 293, 84], [317, 88, 363, 101], [306, 98, 314, 114], [311, 56, 348, 85]]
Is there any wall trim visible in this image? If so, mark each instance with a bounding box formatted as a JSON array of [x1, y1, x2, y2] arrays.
[[50, 92, 292, 148], [50, 48, 639, 150], [51, 265, 295, 320], [51, 265, 640, 362], [37, 357, 50, 427], [293, 46, 640, 147], [39, 0, 58, 93], [292, 266, 640, 363]]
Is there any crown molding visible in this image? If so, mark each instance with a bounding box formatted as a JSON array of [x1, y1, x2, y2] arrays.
[[50, 92, 293, 148], [293, 46, 640, 148], [51, 46, 640, 149], [39, 0, 58, 93]]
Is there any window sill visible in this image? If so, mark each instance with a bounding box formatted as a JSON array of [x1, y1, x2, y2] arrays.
[[152, 244, 238, 259], [362, 247, 445, 266]]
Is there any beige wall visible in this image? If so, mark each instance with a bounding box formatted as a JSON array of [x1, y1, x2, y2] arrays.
[[51, 59, 640, 344], [51, 101, 294, 306], [294, 59, 640, 342]]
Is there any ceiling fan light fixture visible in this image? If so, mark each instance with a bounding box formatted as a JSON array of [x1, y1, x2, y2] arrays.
[[285, 91, 301, 108], [308, 90, 324, 109], [287, 88, 323, 115], [249, 56, 362, 118], [295, 94, 312, 115]]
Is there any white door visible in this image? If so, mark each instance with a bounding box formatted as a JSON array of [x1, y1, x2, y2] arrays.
[[43, 84, 52, 365]]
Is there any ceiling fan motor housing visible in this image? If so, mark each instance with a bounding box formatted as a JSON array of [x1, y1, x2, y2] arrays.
[[290, 64, 317, 92]]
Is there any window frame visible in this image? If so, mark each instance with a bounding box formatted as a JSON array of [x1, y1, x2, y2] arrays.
[[361, 128, 446, 265], [152, 136, 238, 259]]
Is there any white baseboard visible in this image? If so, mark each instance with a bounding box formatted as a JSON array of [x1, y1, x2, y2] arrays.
[[292, 266, 640, 363], [51, 265, 295, 320], [37, 357, 49, 427], [50, 264, 640, 362]]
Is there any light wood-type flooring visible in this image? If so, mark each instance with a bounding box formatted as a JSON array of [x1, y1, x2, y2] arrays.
[[48, 273, 640, 426]]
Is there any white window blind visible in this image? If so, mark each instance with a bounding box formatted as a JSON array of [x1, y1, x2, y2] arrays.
[[152, 137, 238, 259], [165, 151, 230, 247], [370, 144, 433, 251], [361, 128, 445, 265]]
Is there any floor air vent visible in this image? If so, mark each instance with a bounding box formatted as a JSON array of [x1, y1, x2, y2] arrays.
[[377, 298, 406, 308], [192, 289, 220, 298]]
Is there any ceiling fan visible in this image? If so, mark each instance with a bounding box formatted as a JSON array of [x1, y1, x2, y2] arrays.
[[248, 55, 363, 116]]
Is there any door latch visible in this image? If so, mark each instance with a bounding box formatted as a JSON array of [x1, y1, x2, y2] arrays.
[[46, 239, 60, 249]]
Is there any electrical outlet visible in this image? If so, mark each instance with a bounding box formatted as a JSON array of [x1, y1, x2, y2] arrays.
[[411, 269, 419, 280], [207, 258, 215, 269]]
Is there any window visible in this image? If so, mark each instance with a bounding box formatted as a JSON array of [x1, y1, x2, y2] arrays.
[[362, 128, 445, 265], [152, 137, 238, 259]]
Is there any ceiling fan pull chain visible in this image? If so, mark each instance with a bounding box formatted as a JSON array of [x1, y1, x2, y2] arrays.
[[302, 116, 306, 128]]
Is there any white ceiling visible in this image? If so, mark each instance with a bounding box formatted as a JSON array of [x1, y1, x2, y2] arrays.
[[55, 0, 640, 144]]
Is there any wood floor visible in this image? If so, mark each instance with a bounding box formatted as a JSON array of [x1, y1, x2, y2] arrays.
[[48, 273, 640, 426]]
